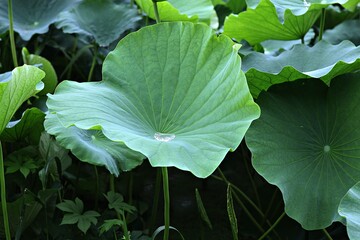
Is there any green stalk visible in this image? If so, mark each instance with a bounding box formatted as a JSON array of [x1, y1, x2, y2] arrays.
[[322, 229, 334, 240], [243, 156, 262, 210], [216, 169, 264, 218], [149, 168, 162, 233], [94, 166, 99, 210], [318, 8, 326, 41], [162, 167, 170, 240], [263, 188, 278, 225], [152, 0, 161, 23], [121, 211, 130, 240], [87, 45, 98, 82], [8, 0, 18, 67], [258, 212, 285, 240], [231, 187, 265, 234], [110, 174, 115, 192], [0, 141, 11, 240]]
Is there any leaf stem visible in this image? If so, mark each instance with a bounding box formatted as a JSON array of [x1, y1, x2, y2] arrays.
[[0, 141, 11, 240], [8, 0, 18, 67], [243, 153, 262, 210], [162, 167, 170, 240], [149, 168, 162, 233], [322, 228, 334, 240], [257, 211, 285, 240], [152, 0, 161, 23], [121, 211, 130, 240], [110, 174, 115, 192], [318, 8, 326, 41], [94, 166, 99, 210], [87, 45, 98, 82], [216, 169, 264, 218]]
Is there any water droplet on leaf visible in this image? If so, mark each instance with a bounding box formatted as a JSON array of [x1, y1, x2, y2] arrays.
[[154, 132, 175, 142]]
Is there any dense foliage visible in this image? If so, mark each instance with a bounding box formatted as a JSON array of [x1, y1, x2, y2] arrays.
[[0, 0, 359, 239]]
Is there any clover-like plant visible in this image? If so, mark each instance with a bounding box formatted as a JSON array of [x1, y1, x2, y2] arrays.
[[45, 22, 259, 238]]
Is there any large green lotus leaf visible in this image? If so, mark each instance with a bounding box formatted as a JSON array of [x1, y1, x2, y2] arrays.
[[46, 22, 260, 178], [246, 74, 360, 229], [243, 40, 360, 97], [223, 0, 321, 45], [0, 65, 44, 134], [55, 0, 141, 47], [0, 0, 79, 40], [135, 0, 218, 27], [0, 107, 45, 144], [45, 113, 144, 176], [22, 48, 58, 95], [323, 19, 360, 45], [338, 181, 360, 239]]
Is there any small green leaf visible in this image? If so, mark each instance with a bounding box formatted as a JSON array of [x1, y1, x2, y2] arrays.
[[99, 219, 123, 235], [57, 198, 84, 214], [77, 212, 100, 234], [57, 198, 99, 234], [339, 181, 360, 239], [61, 213, 81, 225], [3, 146, 39, 179], [195, 188, 212, 229], [105, 191, 136, 214], [226, 184, 238, 240], [0, 65, 45, 134]]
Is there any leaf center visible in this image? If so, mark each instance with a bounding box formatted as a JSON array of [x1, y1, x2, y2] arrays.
[[323, 145, 331, 153], [154, 132, 176, 142]]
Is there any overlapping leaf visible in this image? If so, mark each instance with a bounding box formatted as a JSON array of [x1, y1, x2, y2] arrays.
[[55, 0, 141, 47], [245, 0, 351, 15], [135, 0, 218, 27], [242, 40, 360, 97], [246, 74, 360, 229], [223, 0, 320, 45], [0, 65, 44, 134], [323, 19, 360, 45], [0, 108, 45, 144], [22, 48, 58, 95], [0, 0, 79, 40], [339, 181, 360, 239], [45, 114, 144, 176], [46, 22, 260, 178]]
